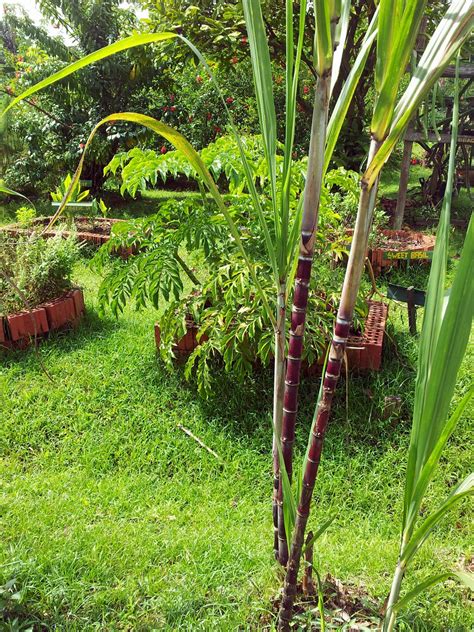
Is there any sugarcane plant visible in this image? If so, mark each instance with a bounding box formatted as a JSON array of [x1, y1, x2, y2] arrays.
[[383, 59, 474, 632], [277, 1, 474, 628], [2, 0, 381, 563], [276, 0, 378, 565]]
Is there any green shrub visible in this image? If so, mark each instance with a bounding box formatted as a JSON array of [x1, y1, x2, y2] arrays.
[[0, 233, 80, 315]]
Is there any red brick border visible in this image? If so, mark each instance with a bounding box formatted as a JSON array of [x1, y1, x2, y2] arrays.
[[1, 287, 85, 350]]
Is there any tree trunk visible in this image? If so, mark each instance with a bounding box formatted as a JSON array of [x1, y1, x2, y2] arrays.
[[277, 73, 331, 566]]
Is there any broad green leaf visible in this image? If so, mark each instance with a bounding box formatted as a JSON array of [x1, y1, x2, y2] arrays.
[[276, 438, 297, 550], [0, 185, 35, 209], [403, 55, 465, 522], [405, 215, 474, 527], [375, 0, 403, 92], [280, 0, 307, 277], [330, 0, 351, 94], [314, 0, 333, 76], [372, 0, 427, 139], [242, 0, 278, 231], [406, 387, 474, 531], [393, 571, 474, 612]]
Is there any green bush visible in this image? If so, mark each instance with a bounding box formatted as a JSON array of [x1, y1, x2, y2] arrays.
[[0, 233, 80, 315]]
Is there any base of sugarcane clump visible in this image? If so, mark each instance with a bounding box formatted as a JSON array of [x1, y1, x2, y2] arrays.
[[266, 574, 382, 630]]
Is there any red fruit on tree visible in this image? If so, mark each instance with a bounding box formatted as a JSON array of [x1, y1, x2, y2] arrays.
[[226, 97, 234, 104], [170, 106, 176, 112], [79, 142, 85, 150], [303, 85, 309, 95], [160, 146, 167, 154], [231, 56, 238, 64], [241, 36, 247, 45]]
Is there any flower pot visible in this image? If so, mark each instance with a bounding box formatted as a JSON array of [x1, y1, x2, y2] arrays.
[[154, 321, 208, 357], [304, 301, 388, 374]]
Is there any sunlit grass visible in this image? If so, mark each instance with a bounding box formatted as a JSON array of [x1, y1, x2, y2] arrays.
[[1, 255, 472, 630]]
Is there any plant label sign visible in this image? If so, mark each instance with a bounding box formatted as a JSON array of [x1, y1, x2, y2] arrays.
[[384, 250, 433, 260]]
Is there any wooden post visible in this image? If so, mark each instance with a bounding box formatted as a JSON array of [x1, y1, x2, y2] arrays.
[[394, 130, 414, 230], [407, 286, 417, 335]]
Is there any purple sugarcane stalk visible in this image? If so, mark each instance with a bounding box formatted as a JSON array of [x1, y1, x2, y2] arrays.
[[277, 73, 331, 566], [277, 140, 382, 627]]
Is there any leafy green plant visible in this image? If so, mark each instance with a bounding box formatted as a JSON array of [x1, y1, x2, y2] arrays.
[[278, 2, 473, 627], [50, 173, 90, 205], [0, 0, 378, 569], [0, 233, 80, 314], [383, 58, 474, 632], [15, 205, 36, 227]]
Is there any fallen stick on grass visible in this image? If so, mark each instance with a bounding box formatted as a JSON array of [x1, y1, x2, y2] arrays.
[[177, 424, 224, 463]]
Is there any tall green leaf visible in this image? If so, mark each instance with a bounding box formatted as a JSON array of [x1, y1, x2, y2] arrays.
[[365, 0, 473, 186], [242, 0, 278, 233], [1, 33, 177, 116], [393, 571, 474, 612], [324, 9, 378, 174]]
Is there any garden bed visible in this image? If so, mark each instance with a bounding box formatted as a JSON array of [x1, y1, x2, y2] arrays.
[[1, 288, 85, 349], [369, 229, 436, 275], [1, 216, 127, 247], [154, 300, 388, 372]]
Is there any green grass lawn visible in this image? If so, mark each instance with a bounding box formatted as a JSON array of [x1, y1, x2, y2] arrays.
[[1, 251, 472, 630]]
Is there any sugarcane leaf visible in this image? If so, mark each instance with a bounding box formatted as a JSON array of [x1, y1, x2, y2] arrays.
[[280, 0, 307, 276], [401, 473, 474, 566], [242, 0, 278, 231], [375, 0, 403, 93], [276, 439, 297, 549], [330, 0, 351, 95], [302, 515, 336, 554], [314, 0, 333, 76], [315, 568, 326, 632], [183, 36, 280, 285], [372, 0, 427, 139], [1, 33, 177, 116], [0, 185, 35, 209], [365, 0, 473, 187], [406, 386, 473, 532], [405, 213, 474, 528], [393, 571, 474, 612], [403, 57, 466, 524], [324, 10, 378, 174], [0, 26, 280, 285]]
